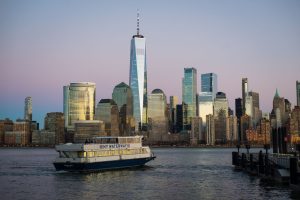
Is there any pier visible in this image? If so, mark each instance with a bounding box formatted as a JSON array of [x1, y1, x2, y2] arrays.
[[232, 146, 300, 188]]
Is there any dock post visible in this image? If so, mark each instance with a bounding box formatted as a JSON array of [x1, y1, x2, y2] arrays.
[[264, 154, 269, 176], [258, 150, 264, 174], [290, 157, 298, 184], [250, 154, 253, 171], [232, 152, 239, 166], [241, 153, 246, 169]]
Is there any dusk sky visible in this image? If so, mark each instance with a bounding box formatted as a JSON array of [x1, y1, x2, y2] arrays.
[[1, 0, 300, 127]]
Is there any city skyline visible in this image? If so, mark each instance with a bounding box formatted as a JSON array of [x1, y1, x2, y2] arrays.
[[1, 0, 300, 126]]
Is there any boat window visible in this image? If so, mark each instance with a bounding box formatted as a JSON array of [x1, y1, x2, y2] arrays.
[[78, 151, 86, 158], [87, 152, 94, 158]]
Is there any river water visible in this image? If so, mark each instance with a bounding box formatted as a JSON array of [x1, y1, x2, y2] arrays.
[[0, 148, 299, 200]]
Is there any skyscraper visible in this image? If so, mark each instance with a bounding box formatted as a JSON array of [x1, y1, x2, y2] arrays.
[[272, 89, 285, 127], [235, 98, 243, 119], [24, 97, 32, 121], [148, 89, 168, 142], [95, 99, 119, 136], [44, 112, 64, 144], [249, 91, 259, 109], [245, 95, 253, 117], [248, 91, 262, 125], [63, 82, 96, 129], [213, 92, 229, 118], [297, 81, 300, 106], [214, 92, 228, 144], [242, 78, 248, 115], [169, 96, 178, 131], [129, 11, 147, 130], [201, 73, 217, 99], [148, 89, 167, 119], [235, 98, 243, 142], [112, 82, 134, 135], [182, 67, 197, 130]]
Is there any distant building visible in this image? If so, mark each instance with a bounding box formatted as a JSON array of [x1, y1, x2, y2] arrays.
[[214, 109, 227, 144], [235, 98, 243, 119], [24, 97, 32, 121], [73, 120, 105, 143], [148, 89, 167, 119], [44, 112, 64, 144], [242, 78, 248, 115], [32, 130, 55, 146], [272, 89, 286, 127], [129, 12, 147, 129], [245, 95, 253, 118], [112, 82, 135, 135], [226, 115, 238, 143], [240, 114, 251, 143], [201, 73, 217, 99], [190, 116, 202, 145], [248, 91, 262, 126], [176, 104, 183, 132], [148, 89, 168, 142], [169, 96, 178, 132], [199, 73, 217, 127], [63, 82, 96, 129], [182, 67, 197, 130], [258, 118, 271, 144], [246, 119, 271, 145], [202, 91, 229, 145], [206, 114, 215, 145], [5, 121, 31, 145], [297, 81, 300, 106], [249, 91, 259, 109], [288, 106, 300, 136], [0, 119, 13, 144], [285, 99, 292, 113], [95, 99, 119, 136], [235, 98, 243, 142], [214, 92, 228, 118]]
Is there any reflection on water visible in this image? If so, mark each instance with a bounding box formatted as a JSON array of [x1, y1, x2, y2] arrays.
[[0, 148, 299, 200]]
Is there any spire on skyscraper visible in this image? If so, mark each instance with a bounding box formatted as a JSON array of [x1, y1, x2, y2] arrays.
[[137, 9, 140, 35], [274, 88, 279, 98]]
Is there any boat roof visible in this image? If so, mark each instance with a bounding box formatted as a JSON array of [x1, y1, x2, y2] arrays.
[[93, 136, 143, 139]]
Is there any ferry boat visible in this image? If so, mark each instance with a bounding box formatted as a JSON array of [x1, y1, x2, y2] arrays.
[[53, 136, 156, 172]]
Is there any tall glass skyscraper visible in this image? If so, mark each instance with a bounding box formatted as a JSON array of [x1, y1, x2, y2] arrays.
[[182, 67, 197, 130], [201, 73, 217, 99], [63, 82, 96, 129], [129, 11, 147, 130], [199, 73, 218, 126]]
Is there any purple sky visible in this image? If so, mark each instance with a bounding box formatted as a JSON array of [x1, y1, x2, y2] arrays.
[[1, 0, 300, 127]]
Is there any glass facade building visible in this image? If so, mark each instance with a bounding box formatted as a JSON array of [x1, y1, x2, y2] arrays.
[[112, 82, 133, 116], [214, 92, 229, 118], [148, 89, 167, 119], [63, 82, 96, 129], [95, 99, 119, 136], [112, 82, 134, 135], [148, 89, 168, 142], [129, 25, 147, 130], [182, 67, 197, 130], [199, 73, 218, 127], [201, 73, 217, 99]]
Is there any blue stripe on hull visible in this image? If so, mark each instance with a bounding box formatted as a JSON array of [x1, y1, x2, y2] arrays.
[[53, 157, 155, 172]]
